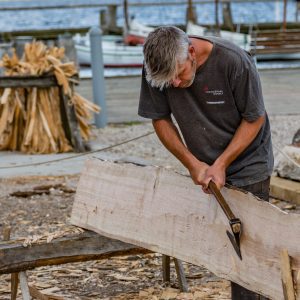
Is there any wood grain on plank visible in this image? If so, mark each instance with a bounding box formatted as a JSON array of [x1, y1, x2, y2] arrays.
[[71, 159, 300, 300]]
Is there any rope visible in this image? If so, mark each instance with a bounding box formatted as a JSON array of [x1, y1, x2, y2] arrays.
[[0, 131, 155, 169], [1, 131, 299, 171]]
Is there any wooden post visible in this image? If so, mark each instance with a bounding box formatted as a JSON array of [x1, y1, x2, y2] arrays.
[[162, 255, 171, 283], [222, 2, 234, 31], [11, 273, 19, 300], [59, 85, 87, 152], [215, 0, 220, 32], [282, 0, 287, 31], [19, 272, 31, 300], [186, 0, 197, 25], [174, 258, 189, 292], [99, 10, 107, 30], [2, 227, 19, 300], [162, 255, 189, 292], [107, 5, 118, 31], [280, 249, 296, 300], [123, 0, 129, 33]]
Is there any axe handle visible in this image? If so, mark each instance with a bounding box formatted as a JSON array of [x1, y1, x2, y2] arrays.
[[208, 181, 236, 221]]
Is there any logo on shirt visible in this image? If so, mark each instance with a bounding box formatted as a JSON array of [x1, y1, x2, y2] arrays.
[[203, 86, 225, 104], [205, 89, 224, 96]]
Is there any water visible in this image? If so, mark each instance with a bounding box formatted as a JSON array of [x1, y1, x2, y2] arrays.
[[0, 0, 299, 75], [0, 0, 298, 31]]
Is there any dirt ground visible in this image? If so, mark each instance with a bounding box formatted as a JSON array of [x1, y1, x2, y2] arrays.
[[0, 120, 299, 299]]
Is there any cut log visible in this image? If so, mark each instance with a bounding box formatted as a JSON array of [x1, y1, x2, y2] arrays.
[[71, 159, 300, 300]]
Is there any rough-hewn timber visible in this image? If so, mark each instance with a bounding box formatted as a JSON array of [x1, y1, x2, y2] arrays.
[[0, 230, 149, 275], [71, 159, 300, 299]]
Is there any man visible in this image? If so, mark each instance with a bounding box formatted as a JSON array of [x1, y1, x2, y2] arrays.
[[138, 26, 273, 299]]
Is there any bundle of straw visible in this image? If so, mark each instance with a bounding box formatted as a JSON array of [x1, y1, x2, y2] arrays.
[[0, 41, 100, 154]]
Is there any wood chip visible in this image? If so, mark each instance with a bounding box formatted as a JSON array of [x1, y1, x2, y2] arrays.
[[160, 288, 179, 300], [283, 204, 296, 210]]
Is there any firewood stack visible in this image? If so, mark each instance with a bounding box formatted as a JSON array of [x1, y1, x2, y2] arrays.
[[0, 41, 100, 154]]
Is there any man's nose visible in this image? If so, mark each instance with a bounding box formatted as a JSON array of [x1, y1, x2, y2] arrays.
[[172, 78, 181, 87]]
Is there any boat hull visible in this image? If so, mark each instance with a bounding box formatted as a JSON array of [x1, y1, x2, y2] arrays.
[[75, 41, 144, 68]]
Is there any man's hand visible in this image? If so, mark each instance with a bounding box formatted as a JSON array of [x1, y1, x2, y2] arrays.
[[188, 160, 210, 187], [202, 161, 226, 194]]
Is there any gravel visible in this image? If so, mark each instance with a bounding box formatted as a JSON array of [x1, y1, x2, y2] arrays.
[[91, 114, 300, 172]]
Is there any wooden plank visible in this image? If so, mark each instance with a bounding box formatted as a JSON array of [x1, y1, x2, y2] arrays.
[[71, 160, 300, 300], [0, 230, 149, 275], [0, 76, 57, 88], [280, 249, 296, 300], [270, 176, 300, 205]]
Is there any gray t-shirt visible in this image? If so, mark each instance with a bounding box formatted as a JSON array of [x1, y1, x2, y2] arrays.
[[138, 36, 274, 187]]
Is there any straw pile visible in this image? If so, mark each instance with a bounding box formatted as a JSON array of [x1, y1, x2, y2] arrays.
[[0, 41, 100, 154]]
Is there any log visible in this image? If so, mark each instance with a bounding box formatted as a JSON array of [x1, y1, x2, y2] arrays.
[[0, 230, 149, 275], [0, 76, 57, 88], [71, 159, 300, 300]]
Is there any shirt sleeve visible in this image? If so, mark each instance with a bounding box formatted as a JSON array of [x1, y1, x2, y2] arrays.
[[231, 55, 266, 122], [138, 67, 171, 120]]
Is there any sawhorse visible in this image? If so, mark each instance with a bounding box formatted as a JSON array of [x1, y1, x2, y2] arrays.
[[162, 255, 189, 292]]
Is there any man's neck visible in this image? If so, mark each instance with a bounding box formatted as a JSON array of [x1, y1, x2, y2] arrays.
[[190, 37, 213, 69]]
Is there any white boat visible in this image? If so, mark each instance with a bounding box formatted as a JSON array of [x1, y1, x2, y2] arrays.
[[74, 35, 144, 68], [186, 21, 251, 51], [124, 19, 154, 45]]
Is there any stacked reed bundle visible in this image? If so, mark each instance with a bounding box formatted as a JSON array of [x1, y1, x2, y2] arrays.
[[0, 41, 100, 154]]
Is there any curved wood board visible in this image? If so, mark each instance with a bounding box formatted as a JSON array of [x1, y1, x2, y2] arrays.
[[71, 159, 300, 299]]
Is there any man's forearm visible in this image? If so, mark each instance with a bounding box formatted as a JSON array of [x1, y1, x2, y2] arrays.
[[152, 118, 210, 188], [152, 117, 200, 170], [203, 115, 266, 190], [214, 115, 266, 170]]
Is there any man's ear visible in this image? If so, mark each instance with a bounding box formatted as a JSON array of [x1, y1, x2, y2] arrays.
[[188, 45, 196, 59]]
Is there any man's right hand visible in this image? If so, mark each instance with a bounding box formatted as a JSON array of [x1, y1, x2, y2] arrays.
[[188, 160, 210, 187]]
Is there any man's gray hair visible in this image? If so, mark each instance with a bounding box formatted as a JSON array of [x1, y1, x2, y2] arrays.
[[143, 26, 190, 90]]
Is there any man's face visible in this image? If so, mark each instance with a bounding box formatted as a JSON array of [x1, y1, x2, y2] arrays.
[[171, 54, 197, 88]]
